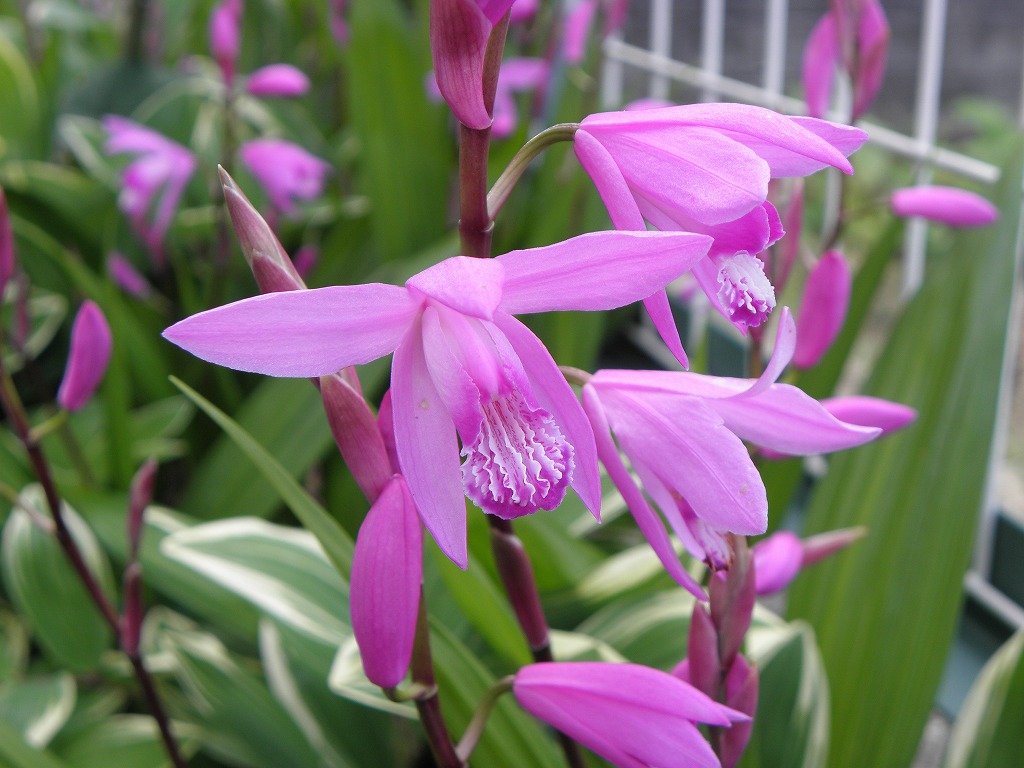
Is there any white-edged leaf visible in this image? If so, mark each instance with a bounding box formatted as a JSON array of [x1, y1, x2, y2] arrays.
[[0, 673, 76, 748]]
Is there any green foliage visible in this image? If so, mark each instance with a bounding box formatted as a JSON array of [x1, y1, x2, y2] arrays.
[[787, 146, 1024, 768]]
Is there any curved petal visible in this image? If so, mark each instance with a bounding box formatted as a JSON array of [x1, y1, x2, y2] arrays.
[[163, 284, 418, 376], [497, 230, 711, 315], [642, 290, 689, 368], [793, 251, 851, 369], [852, 0, 890, 119], [350, 475, 423, 687], [391, 320, 468, 568], [573, 129, 646, 230], [583, 386, 706, 599], [497, 313, 601, 518], [820, 395, 916, 434], [430, 0, 492, 129], [737, 305, 796, 397], [406, 256, 505, 319], [708, 383, 881, 454], [802, 12, 840, 118]]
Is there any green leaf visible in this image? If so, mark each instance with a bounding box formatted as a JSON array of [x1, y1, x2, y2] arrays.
[[0, 31, 41, 157], [54, 715, 197, 768], [943, 629, 1024, 768], [1, 487, 115, 671], [740, 621, 830, 768], [575, 591, 694, 670], [161, 517, 349, 645], [0, 720, 71, 768], [0, 611, 29, 683], [181, 377, 335, 521], [171, 377, 355, 578], [787, 147, 1024, 767], [0, 674, 76, 749]]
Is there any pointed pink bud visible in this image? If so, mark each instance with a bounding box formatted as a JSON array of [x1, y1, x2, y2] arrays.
[[57, 301, 113, 412], [686, 602, 722, 698], [752, 531, 803, 594], [709, 538, 755, 669], [329, 0, 349, 45], [821, 395, 916, 435], [127, 458, 157, 564], [219, 167, 307, 293], [800, 525, 866, 567], [802, 12, 840, 118], [209, 0, 243, 87], [321, 374, 394, 503], [515, 662, 748, 768], [429, 0, 493, 130], [851, 0, 889, 119], [720, 655, 758, 768], [0, 187, 15, 297], [890, 185, 998, 228], [120, 562, 144, 656], [793, 250, 851, 369], [350, 475, 422, 689], [245, 64, 310, 98], [106, 252, 152, 299]]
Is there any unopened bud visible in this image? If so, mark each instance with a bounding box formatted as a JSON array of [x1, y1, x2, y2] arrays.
[[57, 301, 113, 412], [128, 459, 157, 563]]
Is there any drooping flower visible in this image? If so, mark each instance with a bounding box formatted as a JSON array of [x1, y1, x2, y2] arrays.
[[209, 0, 243, 87], [58, 301, 113, 412], [582, 308, 880, 589], [574, 103, 867, 362], [429, 0, 516, 129], [514, 662, 748, 768], [890, 185, 998, 228], [793, 249, 851, 369], [164, 230, 712, 567], [103, 116, 196, 264], [245, 64, 310, 98], [238, 139, 330, 217], [803, 0, 889, 120]]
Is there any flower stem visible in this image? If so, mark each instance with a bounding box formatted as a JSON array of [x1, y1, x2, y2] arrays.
[[0, 358, 188, 768], [410, 591, 463, 768], [456, 676, 514, 763], [487, 124, 579, 221]]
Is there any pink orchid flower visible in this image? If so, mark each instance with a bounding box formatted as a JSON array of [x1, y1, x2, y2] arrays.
[[163, 230, 712, 567], [103, 116, 196, 265], [430, 0, 516, 129], [245, 64, 310, 98], [890, 185, 998, 228], [803, 0, 889, 120], [209, 0, 243, 87], [563, 0, 630, 64], [58, 301, 113, 412], [238, 139, 330, 217], [574, 103, 867, 364], [514, 662, 748, 768], [582, 308, 880, 593], [509, 0, 539, 24]]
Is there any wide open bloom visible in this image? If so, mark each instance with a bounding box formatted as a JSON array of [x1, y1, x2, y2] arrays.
[[103, 116, 196, 263], [514, 661, 747, 768], [803, 0, 889, 120], [430, 0, 517, 129], [164, 230, 712, 567], [574, 103, 867, 363], [582, 308, 880, 594], [239, 139, 330, 216]]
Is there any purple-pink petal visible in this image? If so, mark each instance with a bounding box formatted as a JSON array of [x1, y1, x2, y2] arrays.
[[852, 0, 889, 119], [793, 250, 851, 369], [738, 305, 797, 398], [245, 64, 311, 98], [802, 12, 839, 118], [752, 531, 804, 594], [350, 475, 422, 688], [890, 186, 999, 227], [106, 252, 152, 298], [406, 255, 505, 319], [391, 320, 468, 568], [573, 128, 646, 230], [820, 395, 916, 434], [496, 230, 712, 315], [563, 0, 598, 64], [162, 284, 418, 376], [239, 139, 330, 215], [58, 301, 113, 412]]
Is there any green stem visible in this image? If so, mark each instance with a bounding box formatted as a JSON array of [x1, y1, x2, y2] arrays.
[[487, 124, 580, 221], [456, 676, 514, 763]]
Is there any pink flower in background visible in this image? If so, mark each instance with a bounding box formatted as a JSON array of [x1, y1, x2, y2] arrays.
[[583, 309, 880, 587], [429, 0, 516, 129], [246, 64, 310, 98], [239, 139, 330, 216], [753, 527, 866, 594], [164, 229, 711, 567], [514, 662, 747, 768], [329, 0, 349, 45], [209, 0, 243, 87], [58, 301, 113, 412], [574, 103, 867, 363], [563, 0, 630, 64], [793, 250, 851, 369], [890, 185, 998, 227], [106, 252, 152, 299], [509, 0, 539, 24], [0, 187, 14, 297], [103, 116, 196, 264], [803, 0, 889, 119]]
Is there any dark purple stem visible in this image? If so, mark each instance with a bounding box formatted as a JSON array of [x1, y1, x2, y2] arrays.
[[411, 592, 464, 768]]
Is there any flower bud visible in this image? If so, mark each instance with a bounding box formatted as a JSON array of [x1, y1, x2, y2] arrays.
[[245, 64, 310, 98], [793, 250, 851, 369], [57, 301, 113, 412], [209, 0, 243, 87], [890, 185, 998, 228]]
